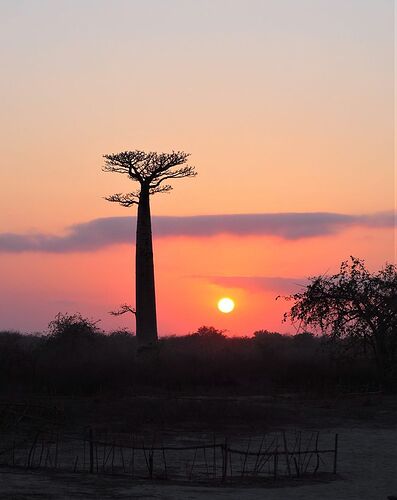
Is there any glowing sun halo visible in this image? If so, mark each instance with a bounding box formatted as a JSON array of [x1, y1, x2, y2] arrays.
[[217, 297, 235, 314]]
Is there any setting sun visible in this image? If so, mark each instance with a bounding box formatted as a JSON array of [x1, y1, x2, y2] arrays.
[[217, 297, 235, 314]]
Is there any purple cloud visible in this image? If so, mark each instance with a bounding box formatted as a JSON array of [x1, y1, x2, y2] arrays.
[[0, 211, 394, 253], [208, 275, 308, 294]]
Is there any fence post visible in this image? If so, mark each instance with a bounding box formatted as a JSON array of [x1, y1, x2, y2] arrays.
[[27, 431, 40, 469], [282, 431, 291, 477], [148, 450, 154, 479], [54, 433, 59, 469], [273, 449, 278, 480], [333, 433, 338, 474], [222, 438, 228, 483], [89, 427, 94, 474], [213, 435, 216, 479]]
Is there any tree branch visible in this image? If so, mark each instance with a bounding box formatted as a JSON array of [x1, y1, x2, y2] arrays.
[[103, 151, 146, 182], [104, 192, 139, 207], [149, 184, 173, 195], [149, 166, 197, 188], [109, 304, 136, 316]]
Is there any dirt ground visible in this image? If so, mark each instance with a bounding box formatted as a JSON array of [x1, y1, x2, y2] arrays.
[[0, 393, 396, 499]]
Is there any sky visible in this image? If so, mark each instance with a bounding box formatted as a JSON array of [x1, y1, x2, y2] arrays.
[[0, 0, 395, 335]]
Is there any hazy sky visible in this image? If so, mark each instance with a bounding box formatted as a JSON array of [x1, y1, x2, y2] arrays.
[[0, 0, 394, 334]]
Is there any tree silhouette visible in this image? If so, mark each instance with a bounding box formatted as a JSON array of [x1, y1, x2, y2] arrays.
[[103, 150, 197, 345], [283, 257, 397, 389]]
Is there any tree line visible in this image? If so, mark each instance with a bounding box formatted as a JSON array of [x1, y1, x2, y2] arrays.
[[0, 315, 385, 395]]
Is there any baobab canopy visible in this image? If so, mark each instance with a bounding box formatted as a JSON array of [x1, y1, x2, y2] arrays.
[[103, 150, 197, 207]]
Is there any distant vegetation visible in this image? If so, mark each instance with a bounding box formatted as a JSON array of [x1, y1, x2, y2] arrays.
[[0, 317, 378, 396]]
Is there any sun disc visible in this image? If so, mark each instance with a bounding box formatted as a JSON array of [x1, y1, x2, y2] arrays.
[[218, 297, 235, 314]]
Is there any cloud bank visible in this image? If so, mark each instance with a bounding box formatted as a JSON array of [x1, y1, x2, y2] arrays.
[[0, 211, 394, 253], [208, 275, 308, 294]]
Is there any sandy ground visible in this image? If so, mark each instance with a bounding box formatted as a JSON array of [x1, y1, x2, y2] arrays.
[[0, 425, 396, 499]]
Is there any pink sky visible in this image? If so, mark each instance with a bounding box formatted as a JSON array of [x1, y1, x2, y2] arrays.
[[0, 1, 394, 335]]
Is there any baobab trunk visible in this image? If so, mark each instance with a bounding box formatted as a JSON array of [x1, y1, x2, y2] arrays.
[[135, 186, 158, 345]]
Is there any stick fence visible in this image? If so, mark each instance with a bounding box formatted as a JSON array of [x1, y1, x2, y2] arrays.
[[0, 428, 339, 483]]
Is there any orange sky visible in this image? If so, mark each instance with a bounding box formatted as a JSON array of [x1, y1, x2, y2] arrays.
[[0, 1, 394, 334]]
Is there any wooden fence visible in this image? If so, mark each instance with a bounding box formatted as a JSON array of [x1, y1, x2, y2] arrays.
[[0, 428, 339, 483]]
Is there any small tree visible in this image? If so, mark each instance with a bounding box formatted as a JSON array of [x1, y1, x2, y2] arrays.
[[283, 257, 397, 389], [47, 312, 101, 343], [103, 150, 197, 346], [192, 326, 226, 339]]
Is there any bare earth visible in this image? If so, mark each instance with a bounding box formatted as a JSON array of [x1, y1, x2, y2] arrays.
[[0, 395, 396, 499]]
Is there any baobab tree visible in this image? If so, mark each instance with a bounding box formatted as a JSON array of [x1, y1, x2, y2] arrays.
[[103, 150, 197, 345]]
